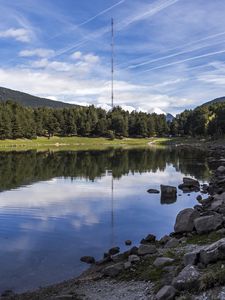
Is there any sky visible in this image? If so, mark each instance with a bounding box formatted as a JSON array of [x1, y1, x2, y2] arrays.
[[1, 0, 225, 115]]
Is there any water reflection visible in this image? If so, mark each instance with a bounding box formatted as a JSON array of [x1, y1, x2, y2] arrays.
[[0, 147, 210, 293]]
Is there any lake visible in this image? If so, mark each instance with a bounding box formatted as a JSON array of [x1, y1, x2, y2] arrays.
[[0, 147, 210, 293]]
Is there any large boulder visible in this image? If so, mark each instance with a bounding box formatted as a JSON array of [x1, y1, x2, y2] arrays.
[[138, 244, 157, 256], [183, 251, 199, 266], [164, 238, 179, 248], [161, 185, 177, 204], [200, 238, 225, 265], [178, 177, 200, 193], [103, 262, 124, 277], [174, 208, 200, 233], [172, 265, 200, 291], [156, 285, 177, 300], [194, 214, 223, 234], [153, 257, 174, 268]]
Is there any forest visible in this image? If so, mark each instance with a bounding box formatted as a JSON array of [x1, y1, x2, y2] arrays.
[[0, 101, 169, 139], [0, 100, 225, 140]]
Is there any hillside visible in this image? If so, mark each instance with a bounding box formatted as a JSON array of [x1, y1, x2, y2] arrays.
[[202, 96, 225, 107], [0, 86, 75, 109]]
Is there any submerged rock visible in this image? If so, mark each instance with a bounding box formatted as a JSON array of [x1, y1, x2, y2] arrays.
[[140, 233, 156, 244], [174, 208, 200, 233], [178, 177, 200, 193], [125, 240, 132, 246], [108, 247, 120, 256], [147, 188, 160, 194], [160, 185, 177, 204], [80, 256, 95, 264]]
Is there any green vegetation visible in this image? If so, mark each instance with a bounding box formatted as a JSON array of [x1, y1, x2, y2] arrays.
[[0, 101, 169, 140], [0, 136, 151, 151], [186, 231, 224, 245], [200, 261, 225, 291], [170, 101, 225, 137]]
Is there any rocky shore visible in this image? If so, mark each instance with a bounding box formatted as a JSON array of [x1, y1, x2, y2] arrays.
[[4, 143, 225, 300]]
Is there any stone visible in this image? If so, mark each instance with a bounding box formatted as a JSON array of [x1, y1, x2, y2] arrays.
[[147, 188, 160, 194], [103, 263, 124, 277], [138, 244, 157, 256], [156, 285, 177, 300], [172, 265, 200, 291], [161, 185, 177, 204], [128, 246, 139, 255], [140, 234, 156, 244], [196, 195, 202, 202], [125, 240, 132, 246], [80, 256, 95, 264], [128, 255, 140, 263], [200, 238, 225, 265], [153, 257, 174, 268], [194, 214, 223, 234], [217, 166, 225, 174], [210, 200, 223, 211], [124, 261, 131, 269], [214, 192, 225, 202], [174, 208, 200, 233], [159, 235, 171, 245], [178, 177, 200, 193], [184, 251, 199, 266], [164, 238, 179, 248], [108, 246, 120, 255]]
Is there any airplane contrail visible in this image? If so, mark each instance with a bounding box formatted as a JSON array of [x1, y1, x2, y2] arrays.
[[53, 0, 181, 58], [139, 49, 225, 73], [117, 0, 180, 30], [126, 39, 225, 69], [52, 0, 125, 40], [78, 0, 125, 27], [117, 30, 225, 69]]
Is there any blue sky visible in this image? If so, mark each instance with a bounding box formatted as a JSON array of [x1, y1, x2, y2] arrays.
[[1, 0, 225, 115]]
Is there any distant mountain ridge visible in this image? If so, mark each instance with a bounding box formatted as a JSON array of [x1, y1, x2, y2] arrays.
[[202, 96, 225, 107], [0, 86, 75, 109]]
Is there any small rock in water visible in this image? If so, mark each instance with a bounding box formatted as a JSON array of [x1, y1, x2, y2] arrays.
[[108, 246, 120, 255], [80, 256, 95, 264], [140, 233, 156, 244], [125, 240, 132, 246], [196, 195, 203, 202], [147, 188, 160, 194]]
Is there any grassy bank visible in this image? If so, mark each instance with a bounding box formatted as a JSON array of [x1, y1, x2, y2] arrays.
[[0, 136, 165, 151]]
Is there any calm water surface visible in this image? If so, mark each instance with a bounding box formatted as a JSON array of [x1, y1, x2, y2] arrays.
[[0, 147, 210, 292]]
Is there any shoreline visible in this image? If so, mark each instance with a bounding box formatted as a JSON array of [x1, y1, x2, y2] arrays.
[[4, 141, 225, 300]]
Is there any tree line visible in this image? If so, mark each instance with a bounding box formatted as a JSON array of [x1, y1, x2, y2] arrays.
[[0, 101, 169, 139], [170, 102, 225, 137]]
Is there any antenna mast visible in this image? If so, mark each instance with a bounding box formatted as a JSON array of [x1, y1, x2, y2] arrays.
[[111, 18, 114, 108]]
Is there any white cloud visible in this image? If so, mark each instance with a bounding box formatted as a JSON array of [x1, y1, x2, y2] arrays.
[[0, 28, 31, 42], [19, 48, 55, 58], [71, 51, 82, 60]]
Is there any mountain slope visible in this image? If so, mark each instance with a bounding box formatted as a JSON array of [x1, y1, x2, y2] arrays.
[[202, 96, 225, 107], [0, 86, 76, 108]]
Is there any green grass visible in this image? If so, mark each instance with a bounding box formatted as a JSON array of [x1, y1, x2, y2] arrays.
[[186, 231, 224, 245], [0, 136, 171, 151]]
